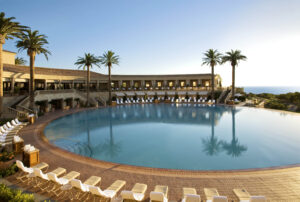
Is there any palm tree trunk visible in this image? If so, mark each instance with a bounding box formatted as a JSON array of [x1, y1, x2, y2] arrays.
[[231, 64, 235, 100], [29, 52, 35, 110], [0, 39, 4, 116], [87, 65, 90, 106], [108, 65, 112, 105], [211, 64, 215, 100]]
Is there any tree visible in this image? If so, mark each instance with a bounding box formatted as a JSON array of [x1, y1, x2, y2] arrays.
[[99, 50, 119, 105], [16, 30, 51, 110], [202, 49, 222, 100], [75, 53, 100, 106], [222, 50, 247, 100], [15, 57, 27, 65], [0, 12, 27, 114]]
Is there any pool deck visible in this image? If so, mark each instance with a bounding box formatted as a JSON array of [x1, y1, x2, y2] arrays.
[[7, 108, 300, 201]]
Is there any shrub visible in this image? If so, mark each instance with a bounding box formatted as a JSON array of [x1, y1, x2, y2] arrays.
[[265, 100, 287, 110], [257, 93, 276, 99], [0, 163, 19, 178], [0, 183, 34, 202], [0, 152, 15, 162]]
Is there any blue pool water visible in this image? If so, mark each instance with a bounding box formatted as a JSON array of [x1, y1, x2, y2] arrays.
[[44, 104, 300, 170]]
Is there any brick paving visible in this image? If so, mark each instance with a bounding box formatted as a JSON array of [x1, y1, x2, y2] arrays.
[[6, 108, 300, 201]]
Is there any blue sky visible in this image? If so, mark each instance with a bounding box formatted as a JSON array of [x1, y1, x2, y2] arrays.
[[1, 0, 300, 86]]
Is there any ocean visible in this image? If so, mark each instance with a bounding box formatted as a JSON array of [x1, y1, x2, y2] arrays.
[[243, 86, 300, 94]]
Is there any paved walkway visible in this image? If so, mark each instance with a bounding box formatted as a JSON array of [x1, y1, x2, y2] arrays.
[[6, 108, 300, 201]]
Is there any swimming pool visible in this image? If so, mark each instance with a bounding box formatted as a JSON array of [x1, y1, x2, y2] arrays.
[[44, 104, 300, 170]]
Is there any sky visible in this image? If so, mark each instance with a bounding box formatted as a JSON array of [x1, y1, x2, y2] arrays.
[[1, 0, 300, 87]]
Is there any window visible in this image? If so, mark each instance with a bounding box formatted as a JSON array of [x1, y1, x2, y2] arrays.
[[145, 82, 150, 87], [134, 82, 139, 88], [157, 81, 162, 87], [169, 81, 173, 87], [180, 81, 185, 87], [205, 81, 210, 87], [192, 81, 197, 87], [122, 82, 127, 88]]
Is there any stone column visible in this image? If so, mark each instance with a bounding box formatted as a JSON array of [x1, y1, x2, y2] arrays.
[[61, 99, 66, 109], [163, 80, 167, 88], [119, 80, 122, 89], [198, 79, 202, 88], [96, 80, 99, 91], [141, 80, 145, 88], [151, 80, 155, 88], [130, 80, 134, 89], [45, 100, 49, 113], [10, 78, 15, 94]]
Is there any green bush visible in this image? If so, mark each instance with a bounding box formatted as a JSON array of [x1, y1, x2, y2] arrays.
[[0, 163, 19, 178], [0, 183, 34, 202], [0, 152, 15, 162], [265, 100, 287, 110], [257, 93, 276, 99]]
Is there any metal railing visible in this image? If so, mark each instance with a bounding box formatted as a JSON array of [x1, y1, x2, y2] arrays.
[[7, 107, 28, 118]]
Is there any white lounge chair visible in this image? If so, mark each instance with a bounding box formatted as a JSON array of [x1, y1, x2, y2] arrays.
[[69, 179, 90, 200], [182, 188, 201, 202], [89, 180, 126, 200], [121, 183, 147, 201], [15, 160, 49, 182], [70, 176, 102, 200], [212, 196, 228, 202], [204, 188, 228, 202], [150, 185, 168, 202], [15, 118, 27, 126], [47, 171, 79, 195], [233, 189, 266, 202]]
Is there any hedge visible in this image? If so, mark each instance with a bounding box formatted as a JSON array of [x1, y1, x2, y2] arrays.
[[0, 183, 35, 202]]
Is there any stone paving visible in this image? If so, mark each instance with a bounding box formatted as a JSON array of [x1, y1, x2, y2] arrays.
[[6, 108, 300, 201]]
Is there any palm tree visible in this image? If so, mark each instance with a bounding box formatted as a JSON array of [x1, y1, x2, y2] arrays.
[[15, 57, 27, 65], [16, 30, 51, 110], [0, 12, 27, 114], [202, 49, 222, 100], [222, 50, 247, 100], [99, 51, 120, 105], [75, 53, 100, 106], [221, 108, 247, 157]]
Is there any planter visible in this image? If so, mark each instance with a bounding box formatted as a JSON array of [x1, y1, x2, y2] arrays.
[[28, 116, 35, 124], [111, 101, 117, 107], [22, 149, 40, 167], [13, 140, 24, 154], [63, 106, 70, 111]]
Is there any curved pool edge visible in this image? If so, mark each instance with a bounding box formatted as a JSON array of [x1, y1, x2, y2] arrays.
[[38, 105, 300, 176]]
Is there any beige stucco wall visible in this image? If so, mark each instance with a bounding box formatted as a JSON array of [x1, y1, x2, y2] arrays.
[[3, 51, 16, 65]]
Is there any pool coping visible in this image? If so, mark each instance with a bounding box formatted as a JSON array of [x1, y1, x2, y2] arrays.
[[37, 104, 300, 177]]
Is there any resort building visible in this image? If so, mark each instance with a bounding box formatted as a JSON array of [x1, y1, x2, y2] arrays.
[[2, 50, 223, 114]]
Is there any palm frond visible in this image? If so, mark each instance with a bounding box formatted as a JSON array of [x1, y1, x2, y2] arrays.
[[15, 29, 51, 60], [99, 50, 120, 67], [74, 53, 101, 70], [15, 57, 27, 65], [0, 12, 28, 41], [222, 49, 247, 66], [202, 49, 222, 67]]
